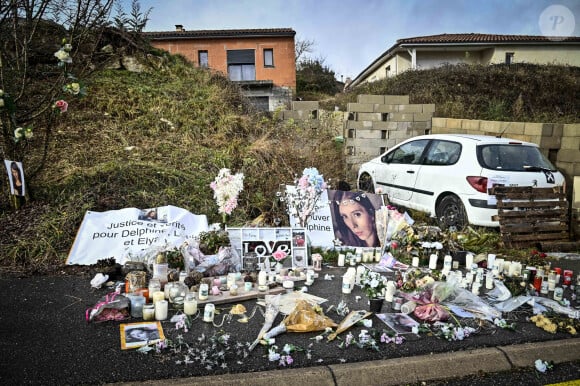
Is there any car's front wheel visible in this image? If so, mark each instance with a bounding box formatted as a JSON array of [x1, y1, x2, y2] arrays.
[[436, 194, 467, 230], [358, 173, 375, 193]]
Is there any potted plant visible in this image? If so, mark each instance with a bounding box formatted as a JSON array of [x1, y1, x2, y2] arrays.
[[360, 268, 387, 313], [197, 230, 231, 255]]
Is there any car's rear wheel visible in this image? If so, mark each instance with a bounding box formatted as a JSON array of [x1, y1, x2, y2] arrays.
[[436, 194, 467, 230], [358, 173, 375, 193]]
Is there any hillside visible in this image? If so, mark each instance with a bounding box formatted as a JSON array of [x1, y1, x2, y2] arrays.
[[328, 63, 579, 124]]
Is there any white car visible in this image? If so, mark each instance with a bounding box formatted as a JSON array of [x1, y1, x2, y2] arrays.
[[357, 134, 565, 229]]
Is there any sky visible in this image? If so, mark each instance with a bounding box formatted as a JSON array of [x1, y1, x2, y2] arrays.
[[123, 0, 580, 80]]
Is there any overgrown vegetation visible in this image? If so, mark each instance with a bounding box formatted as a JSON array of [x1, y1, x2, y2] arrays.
[[332, 63, 579, 123]]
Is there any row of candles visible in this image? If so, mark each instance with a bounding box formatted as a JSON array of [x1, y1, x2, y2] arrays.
[[341, 250, 578, 301], [124, 261, 320, 324]]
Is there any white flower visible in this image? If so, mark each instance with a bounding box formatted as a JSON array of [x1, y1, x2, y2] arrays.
[[268, 347, 280, 362], [535, 359, 547, 373], [54, 48, 72, 63]]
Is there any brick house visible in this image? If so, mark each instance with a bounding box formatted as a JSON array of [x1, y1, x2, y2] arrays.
[[144, 26, 296, 111], [347, 33, 580, 89]]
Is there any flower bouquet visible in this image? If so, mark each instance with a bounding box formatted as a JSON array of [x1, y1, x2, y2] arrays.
[[360, 269, 387, 299], [210, 168, 244, 225], [278, 167, 327, 228]]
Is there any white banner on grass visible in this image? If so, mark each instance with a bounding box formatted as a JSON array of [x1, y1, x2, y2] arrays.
[[67, 205, 208, 265]]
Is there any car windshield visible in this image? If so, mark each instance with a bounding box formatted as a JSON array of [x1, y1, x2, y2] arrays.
[[478, 144, 557, 171]]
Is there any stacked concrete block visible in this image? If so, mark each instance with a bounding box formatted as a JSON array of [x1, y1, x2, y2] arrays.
[[557, 123, 580, 178], [281, 100, 320, 129], [344, 94, 435, 183]]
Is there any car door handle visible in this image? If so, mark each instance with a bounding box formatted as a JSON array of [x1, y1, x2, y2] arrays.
[[406, 170, 415, 174]]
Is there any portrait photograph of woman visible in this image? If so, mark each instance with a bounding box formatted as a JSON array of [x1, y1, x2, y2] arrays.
[[120, 321, 165, 350], [327, 190, 384, 248], [4, 160, 26, 197]]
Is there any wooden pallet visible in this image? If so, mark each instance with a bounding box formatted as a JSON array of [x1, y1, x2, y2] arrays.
[[490, 186, 570, 247]]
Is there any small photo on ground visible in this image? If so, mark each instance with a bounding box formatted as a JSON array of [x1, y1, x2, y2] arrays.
[[120, 321, 165, 350], [376, 312, 419, 334]]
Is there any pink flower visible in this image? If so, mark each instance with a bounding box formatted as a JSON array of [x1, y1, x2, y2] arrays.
[[54, 99, 68, 113], [272, 250, 287, 262]]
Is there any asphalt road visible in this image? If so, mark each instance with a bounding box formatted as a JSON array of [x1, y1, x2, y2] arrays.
[[0, 257, 579, 385]]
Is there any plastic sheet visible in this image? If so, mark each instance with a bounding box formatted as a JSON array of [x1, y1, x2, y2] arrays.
[[531, 297, 580, 319], [283, 300, 337, 332], [493, 295, 532, 312]]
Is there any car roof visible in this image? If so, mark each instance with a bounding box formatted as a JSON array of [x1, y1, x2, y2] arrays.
[[408, 133, 538, 147]]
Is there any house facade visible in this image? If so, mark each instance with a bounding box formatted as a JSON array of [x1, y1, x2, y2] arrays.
[[347, 33, 580, 89], [144, 26, 296, 111]]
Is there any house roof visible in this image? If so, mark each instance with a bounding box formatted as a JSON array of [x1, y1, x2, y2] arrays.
[[348, 33, 580, 89], [144, 28, 296, 40], [397, 33, 580, 44]]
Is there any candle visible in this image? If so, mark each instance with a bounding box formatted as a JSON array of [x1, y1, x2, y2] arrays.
[[128, 294, 145, 318], [412, 256, 419, 267], [466, 272, 474, 284], [306, 269, 315, 285], [152, 263, 168, 285], [429, 254, 438, 270], [244, 282, 253, 291], [148, 278, 161, 300], [142, 304, 155, 321], [283, 280, 294, 293], [258, 270, 267, 286], [443, 255, 452, 272], [401, 301, 416, 314], [486, 272, 494, 289], [338, 253, 346, 267], [203, 303, 215, 323], [494, 258, 504, 274], [342, 274, 353, 294], [465, 253, 474, 269], [152, 291, 165, 304], [229, 284, 239, 296], [487, 254, 496, 271], [155, 300, 168, 320], [471, 283, 480, 295], [184, 293, 198, 315], [198, 283, 209, 301], [374, 247, 382, 262], [179, 271, 187, 283], [508, 262, 519, 277], [384, 280, 396, 302], [355, 266, 365, 285]]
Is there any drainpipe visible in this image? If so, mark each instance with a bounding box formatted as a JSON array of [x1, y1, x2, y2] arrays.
[[407, 48, 416, 69]]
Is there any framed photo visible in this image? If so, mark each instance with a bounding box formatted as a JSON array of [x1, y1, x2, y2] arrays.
[[120, 321, 165, 350], [227, 227, 309, 269], [376, 313, 419, 334], [292, 248, 308, 268]]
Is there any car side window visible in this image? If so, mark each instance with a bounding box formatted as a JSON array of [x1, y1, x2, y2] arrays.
[[424, 140, 461, 165], [390, 140, 429, 164]]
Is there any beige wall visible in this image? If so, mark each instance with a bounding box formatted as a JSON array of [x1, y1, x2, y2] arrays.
[[489, 45, 580, 66]]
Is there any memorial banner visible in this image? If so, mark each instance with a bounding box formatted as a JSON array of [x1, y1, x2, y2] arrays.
[[67, 205, 208, 265]]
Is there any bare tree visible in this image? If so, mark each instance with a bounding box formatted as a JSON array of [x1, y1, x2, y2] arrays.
[[295, 37, 315, 65], [0, 0, 115, 207]]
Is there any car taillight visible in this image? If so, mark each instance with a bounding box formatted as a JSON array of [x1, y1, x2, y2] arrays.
[[467, 176, 488, 193]]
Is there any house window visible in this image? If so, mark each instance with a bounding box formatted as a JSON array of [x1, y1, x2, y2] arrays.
[[264, 48, 274, 67], [385, 65, 391, 78], [227, 49, 256, 81], [198, 50, 208, 68], [505, 52, 514, 65]]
